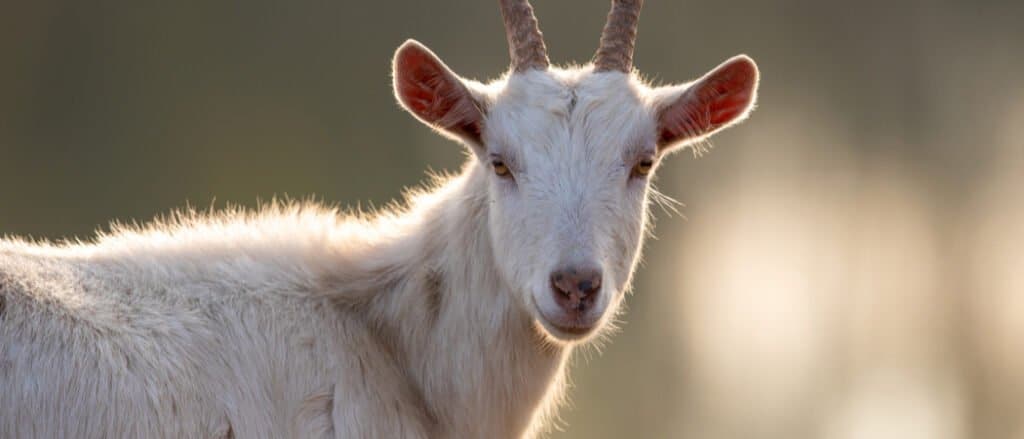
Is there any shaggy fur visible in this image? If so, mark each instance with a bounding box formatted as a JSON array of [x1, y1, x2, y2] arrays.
[[0, 9, 758, 439], [0, 170, 565, 438]]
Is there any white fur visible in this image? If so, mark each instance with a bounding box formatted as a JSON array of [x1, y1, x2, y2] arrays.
[[477, 68, 656, 340], [0, 59, 756, 436]]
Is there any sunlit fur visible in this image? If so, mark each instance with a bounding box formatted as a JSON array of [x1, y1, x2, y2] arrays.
[[0, 54, 756, 437]]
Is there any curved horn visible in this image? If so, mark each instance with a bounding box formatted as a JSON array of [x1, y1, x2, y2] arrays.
[[499, 0, 550, 72], [593, 0, 644, 72]]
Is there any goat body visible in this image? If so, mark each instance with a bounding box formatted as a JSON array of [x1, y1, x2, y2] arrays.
[[0, 170, 565, 438]]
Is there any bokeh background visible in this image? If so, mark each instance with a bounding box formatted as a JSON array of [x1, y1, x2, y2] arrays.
[[2, 1, 1022, 437]]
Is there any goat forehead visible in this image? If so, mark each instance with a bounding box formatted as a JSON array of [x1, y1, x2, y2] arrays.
[[487, 70, 652, 164]]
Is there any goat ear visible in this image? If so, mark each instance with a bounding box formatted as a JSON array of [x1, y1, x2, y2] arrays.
[[393, 40, 485, 147], [655, 55, 759, 153]]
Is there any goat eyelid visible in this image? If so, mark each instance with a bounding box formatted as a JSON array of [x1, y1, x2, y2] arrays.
[[630, 154, 656, 179], [488, 153, 514, 179]]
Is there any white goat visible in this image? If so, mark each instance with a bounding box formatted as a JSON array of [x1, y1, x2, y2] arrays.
[[0, 0, 758, 437]]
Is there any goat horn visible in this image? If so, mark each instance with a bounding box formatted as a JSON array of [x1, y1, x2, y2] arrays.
[[593, 0, 643, 73], [499, 0, 550, 72]]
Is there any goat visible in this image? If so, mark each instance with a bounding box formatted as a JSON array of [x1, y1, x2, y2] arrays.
[[0, 0, 759, 437]]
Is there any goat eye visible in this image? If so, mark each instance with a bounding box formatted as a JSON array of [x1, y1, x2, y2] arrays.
[[492, 160, 511, 178], [631, 159, 654, 178]]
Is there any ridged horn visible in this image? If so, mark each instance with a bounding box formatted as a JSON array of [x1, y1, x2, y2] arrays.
[[593, 0, 643, 72], [499, 0, 550, 72]]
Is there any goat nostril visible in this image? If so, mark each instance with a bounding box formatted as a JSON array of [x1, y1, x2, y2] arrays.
[[551, 268, 602, 303], [579, 276, 601, 295], [578, 280, 592, 294], [551, 275, 570, 297]]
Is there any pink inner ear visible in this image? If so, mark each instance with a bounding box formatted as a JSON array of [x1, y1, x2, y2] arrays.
[[658, 57, 758, 147], [394, 43, 482, 143]]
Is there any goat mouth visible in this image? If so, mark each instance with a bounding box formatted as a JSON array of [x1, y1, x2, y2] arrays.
[[536, 309, 599, 339], [548, 321, 595, 336], [538, 318, 599, 342], [529, 295, 601, 340]]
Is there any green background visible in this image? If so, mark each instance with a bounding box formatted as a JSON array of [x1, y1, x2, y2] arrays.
[[2, 1, 1023, 437]]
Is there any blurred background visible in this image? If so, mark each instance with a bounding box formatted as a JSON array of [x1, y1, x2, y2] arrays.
[[1, 0, 1022, 437]]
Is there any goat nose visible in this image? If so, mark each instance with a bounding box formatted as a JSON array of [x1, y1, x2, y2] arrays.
[[550, 267, 602, 313]]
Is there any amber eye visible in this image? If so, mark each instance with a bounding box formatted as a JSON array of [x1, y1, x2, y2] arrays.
[[492, 160, 511, 178], [631, 158, 654, 178]]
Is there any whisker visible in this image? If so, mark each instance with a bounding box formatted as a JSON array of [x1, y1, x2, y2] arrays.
[[649, 184, 685, 219]]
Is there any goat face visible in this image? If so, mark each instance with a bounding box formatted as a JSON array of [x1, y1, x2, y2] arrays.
[[391, 2, 758, 343], [479, 70, 656, 342]]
